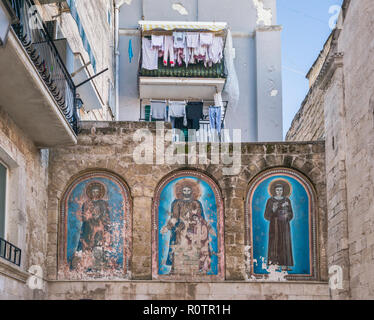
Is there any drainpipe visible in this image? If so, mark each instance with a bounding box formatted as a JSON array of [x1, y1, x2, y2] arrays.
[[114, 0, 123, 121]]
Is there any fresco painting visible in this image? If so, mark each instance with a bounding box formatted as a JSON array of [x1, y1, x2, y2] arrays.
[[59, 172, 131, 279], [247, 169, 316, 279], [153, 171, 224, 280]]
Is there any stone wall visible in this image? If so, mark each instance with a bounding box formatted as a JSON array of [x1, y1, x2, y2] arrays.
[[337, 0, 374, 299], [285, 85, 325, 142], [45, 121, 328, 299], [47, 281, 329, 300], [286, 0, 374, 299], [0, 108, 49, 299]]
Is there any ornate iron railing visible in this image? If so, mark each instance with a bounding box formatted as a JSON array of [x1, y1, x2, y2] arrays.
[[8, 0, 78, 134], [0, 237, 21, 266]]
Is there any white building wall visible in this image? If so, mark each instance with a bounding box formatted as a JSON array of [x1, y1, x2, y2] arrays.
[[118, 0, 283, 142]]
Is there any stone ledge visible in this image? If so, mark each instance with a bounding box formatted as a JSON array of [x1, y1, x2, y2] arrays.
[[47, 281, 330, 300], [0, 259, 29, 283]]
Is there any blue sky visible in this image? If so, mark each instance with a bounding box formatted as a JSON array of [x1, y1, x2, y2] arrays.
[[277, 0, 343, 138]]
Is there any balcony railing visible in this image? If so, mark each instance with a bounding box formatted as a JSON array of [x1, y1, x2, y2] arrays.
[[0, 237, 21, 266], [8, 0, 78, 134], [139, 58, 226, 78]]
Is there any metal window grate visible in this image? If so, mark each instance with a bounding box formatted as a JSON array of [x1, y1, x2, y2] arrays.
[[0, 237, 21, 266]]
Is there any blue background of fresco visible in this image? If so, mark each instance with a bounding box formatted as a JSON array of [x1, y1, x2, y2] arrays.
[[252, 175, 310, 274], [158, 176, 218, 275], [66, 177, 126, 268]]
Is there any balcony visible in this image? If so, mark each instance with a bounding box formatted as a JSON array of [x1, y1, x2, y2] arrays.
[[138, 20, 227, 100], [0, 0, 78, 147], [0, 237, 21, 266]]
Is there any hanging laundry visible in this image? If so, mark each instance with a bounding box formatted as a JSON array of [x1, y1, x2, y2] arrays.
[[168, 101, 187, 126], [142, 37, 159, 70], [151, 35, 164, 49], [170, 116, 185, 130], [193, 45, 207, 63], [163, 36, 175, 67], [186, 32, 199, 48], [175, 48, 184, 66], [173, 32, 186, 48], [183, 41, 190, 67], [214, 92, 224, 108], [128, 39, 133, 63], [209, 36, 224, 64], [186, 102, 203, 131], [209, 105, 222, 134], [199, 32, 213, 46], [150, 100, 167, 120]]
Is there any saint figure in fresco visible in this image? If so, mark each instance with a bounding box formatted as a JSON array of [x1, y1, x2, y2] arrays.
[[161, 179, 215, 274], [264, 180, 294, 269], [71, 181, 111, 271]]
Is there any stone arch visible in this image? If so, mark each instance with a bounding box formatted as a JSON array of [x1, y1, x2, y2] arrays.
[[152, 169, 225, 281], [245, 167, 319, 281], [58, 170, 132, 280]]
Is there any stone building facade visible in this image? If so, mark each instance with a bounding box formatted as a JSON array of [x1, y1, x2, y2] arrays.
[[0, 108, 49, 299], [117, 0, 283, 142], [0, 0, 114, 299], [286, 0, 374, 299], [2, 0, 373, 301]]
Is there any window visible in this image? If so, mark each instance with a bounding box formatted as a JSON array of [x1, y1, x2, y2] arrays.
[[0, 162, 6, 239]]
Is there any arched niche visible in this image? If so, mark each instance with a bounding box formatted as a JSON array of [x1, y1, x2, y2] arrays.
[[58, 170, 132, 280], [152, 170, 225, 281], [245, 168, 319, 281]]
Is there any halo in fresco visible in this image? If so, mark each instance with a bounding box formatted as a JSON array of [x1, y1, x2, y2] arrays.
[[152, 171, 224, 281], [59, 171, 131, 280], [245, 168, 318, 281]]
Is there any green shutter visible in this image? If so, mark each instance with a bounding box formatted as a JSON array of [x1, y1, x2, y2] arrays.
[[0, 163, 6, 239], [144, 105, 151, 121]]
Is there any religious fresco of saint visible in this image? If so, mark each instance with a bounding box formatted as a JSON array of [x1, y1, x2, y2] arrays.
[[245, 168, 318, 280], [152, 171, 224, 280], [59, 172, 131, 279]]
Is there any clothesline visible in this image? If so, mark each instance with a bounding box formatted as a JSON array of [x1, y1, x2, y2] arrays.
[[142, 97, 226, 136], [141, 31, 225, 71]]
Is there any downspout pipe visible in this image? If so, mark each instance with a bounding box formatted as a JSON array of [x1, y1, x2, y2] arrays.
[[114, 0, 125, 121]]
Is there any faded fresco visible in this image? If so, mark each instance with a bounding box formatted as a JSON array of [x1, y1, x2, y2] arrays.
[[152, 171, 224, 280], [246, 169, 317, 280], [59, 172, 131, 279]]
